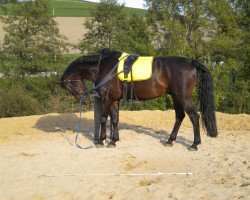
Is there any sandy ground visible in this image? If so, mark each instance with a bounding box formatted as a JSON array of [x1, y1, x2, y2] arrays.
[[0, 110, 249, 200], [0, 17, 86, 50]]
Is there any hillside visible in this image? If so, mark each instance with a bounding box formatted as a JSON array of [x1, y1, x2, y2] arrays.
[[0, 0, 146, 46], [0, 0, 147, 17]]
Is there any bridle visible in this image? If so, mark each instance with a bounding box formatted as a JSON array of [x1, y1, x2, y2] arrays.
[[57, 55, 103, 97], [59, 79, 86, 97]]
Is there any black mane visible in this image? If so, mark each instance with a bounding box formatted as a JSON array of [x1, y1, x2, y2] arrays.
[[61, 49, 121, 80], [74, 49, 120, 65], [75, 55, 101, 64]]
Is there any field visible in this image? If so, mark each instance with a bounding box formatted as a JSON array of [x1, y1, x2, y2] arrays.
[[0, 0, 146, 49], [0, 110, 249, 199], [0, 0, 146, 17], [0, 17, 86, 48], [50, 0, 98, 17]]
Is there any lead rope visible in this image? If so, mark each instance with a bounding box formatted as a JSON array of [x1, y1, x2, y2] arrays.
[[74, 54, 128, 149], [74, 55, 104, 149], [74, 93, 93, 149]]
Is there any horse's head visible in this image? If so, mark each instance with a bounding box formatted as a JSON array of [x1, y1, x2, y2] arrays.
[[61, 79, 88, 101], [60, 61, 89, 102], [60, 51, 120, 101]]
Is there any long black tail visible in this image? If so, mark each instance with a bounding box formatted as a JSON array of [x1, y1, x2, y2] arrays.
[[193, 60, 218, 137]]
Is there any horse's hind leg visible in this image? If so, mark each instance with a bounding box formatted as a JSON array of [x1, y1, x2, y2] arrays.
[[182, 99, 201, 151], [165, 96, 185, 147]]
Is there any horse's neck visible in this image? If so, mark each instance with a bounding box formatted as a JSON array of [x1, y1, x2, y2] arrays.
[[81, 65, 99, 82]]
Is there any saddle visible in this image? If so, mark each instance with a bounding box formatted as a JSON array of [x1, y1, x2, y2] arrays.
[[117, 53, 154, 101]]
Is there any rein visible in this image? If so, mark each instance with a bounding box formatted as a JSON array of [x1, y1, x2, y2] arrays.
[[92, 54, 129, 92]]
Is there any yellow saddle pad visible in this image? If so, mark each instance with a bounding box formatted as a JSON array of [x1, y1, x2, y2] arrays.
[[118, 53, 154, 82]]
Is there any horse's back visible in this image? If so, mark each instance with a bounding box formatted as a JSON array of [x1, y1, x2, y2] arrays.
[[153, 56, 197, 96], [154, 56, 195, 71]]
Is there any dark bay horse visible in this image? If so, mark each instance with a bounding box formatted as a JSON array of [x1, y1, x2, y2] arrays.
[[62, 49, 218, 150], [60, 54, 119, 147]]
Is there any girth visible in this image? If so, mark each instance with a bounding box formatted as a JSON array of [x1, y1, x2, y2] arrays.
[[122, 54, 138, 101]]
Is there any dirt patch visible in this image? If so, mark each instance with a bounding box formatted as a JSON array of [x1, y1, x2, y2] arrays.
[[0, 110, 249, 199], [138, 177, 162, 187]]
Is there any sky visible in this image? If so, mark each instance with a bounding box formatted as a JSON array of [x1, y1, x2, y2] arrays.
[[86, 0, 145, 9]]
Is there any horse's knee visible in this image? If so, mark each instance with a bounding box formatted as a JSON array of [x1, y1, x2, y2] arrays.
[[111, 111, 119, 124], [101, 116, 107, 123], [112, 115, 119, 125]]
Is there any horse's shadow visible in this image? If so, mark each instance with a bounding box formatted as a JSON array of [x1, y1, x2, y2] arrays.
[[34, 113, 192, 148]]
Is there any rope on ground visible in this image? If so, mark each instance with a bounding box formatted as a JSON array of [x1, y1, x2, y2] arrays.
[[39, 172, 194, 177], [74, 93, 94, 150]]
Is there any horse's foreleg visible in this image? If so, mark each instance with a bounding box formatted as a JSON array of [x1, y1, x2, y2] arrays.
[[165, 96, 185, 147], [96, 99, 112, 147], [93, 96, 102, 142], [107, 101, 119, 148]]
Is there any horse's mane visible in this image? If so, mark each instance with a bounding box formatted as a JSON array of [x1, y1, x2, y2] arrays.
[[99, 48, 121, 59], [74, 49, 120, 64], [75, 55, 100, 64], [61, 49, 121, 80]]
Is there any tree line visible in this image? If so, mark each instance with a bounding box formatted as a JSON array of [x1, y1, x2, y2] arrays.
[[0, 0, 249, 117]]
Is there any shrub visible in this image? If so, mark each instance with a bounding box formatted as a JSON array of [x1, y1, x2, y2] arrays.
[[0, 86, 40, 117]]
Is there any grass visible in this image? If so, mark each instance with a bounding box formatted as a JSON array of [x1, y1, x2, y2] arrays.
[[0, 0, 147, 17], [50, 0, 146, 17], [50, 0, 97, 17]]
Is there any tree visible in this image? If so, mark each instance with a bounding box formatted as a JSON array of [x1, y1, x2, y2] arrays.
[[0, 0, 69, 76], [123, 13, 155, 55], [145, 0, 212, 59], [78, 0, 128, 53], [145, 0, 249, 113], [78, 0, 154, 55], [206, 0, 249, 113]]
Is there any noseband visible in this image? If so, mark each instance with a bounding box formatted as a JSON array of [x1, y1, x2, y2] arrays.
[[60, 79, 86, 96]]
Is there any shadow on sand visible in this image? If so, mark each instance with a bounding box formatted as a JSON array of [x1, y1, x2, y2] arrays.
[[34, 113, 192, 148]]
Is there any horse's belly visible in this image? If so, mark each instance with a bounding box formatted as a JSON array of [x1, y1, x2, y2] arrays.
[[132, 81, 167, 100]]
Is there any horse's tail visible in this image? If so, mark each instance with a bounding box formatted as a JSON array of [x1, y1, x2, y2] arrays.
[[192, 60, 218, 137]]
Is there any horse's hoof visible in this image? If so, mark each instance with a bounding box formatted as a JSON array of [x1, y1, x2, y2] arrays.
[[95, 141, 104, 148], [107, 140, 116, 148], [164, 142, 173, 147], [93, 139, 99, 144], [107, 143, 116, 148], [188, 146, 198, 151], [95, 143, 104, 148]]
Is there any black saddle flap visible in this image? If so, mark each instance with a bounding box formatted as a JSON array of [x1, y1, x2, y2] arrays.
[[123, 54, 138, 77]]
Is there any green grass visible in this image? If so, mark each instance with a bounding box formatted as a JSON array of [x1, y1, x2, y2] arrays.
[[50, 0, 97, 17], [50, 0, 146, 17], [0, 0, 146, 17]]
